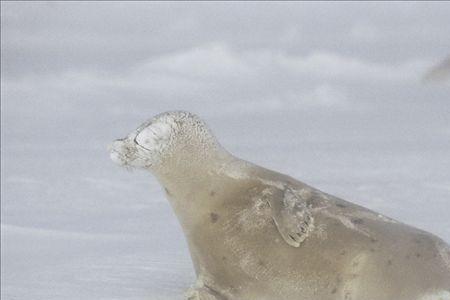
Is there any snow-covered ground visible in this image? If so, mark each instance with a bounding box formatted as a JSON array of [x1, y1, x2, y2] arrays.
[[2, 2, 450, 300]]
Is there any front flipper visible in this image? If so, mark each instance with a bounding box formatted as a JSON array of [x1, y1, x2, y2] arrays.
[[264, 185, 314, 247]]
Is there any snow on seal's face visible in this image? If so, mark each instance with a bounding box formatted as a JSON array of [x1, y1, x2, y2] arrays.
[[109, 112, 180, 169], [109, 111, 217, 169]]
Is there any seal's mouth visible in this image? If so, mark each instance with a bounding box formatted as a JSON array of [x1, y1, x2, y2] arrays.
[[108, 139, 146, 170], [108, 140, 130, 166]]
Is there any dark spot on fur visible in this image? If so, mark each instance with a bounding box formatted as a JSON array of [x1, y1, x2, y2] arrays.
[[340, 250, 346, 256], [210, 191, 216, 197], [257, 259, 266, 267], [336, 203, 346, 208], [351, 218, 364, 225], [344, 291, 352, 300], [416, 253, 421, 258], [387, 259, 392, 266], [331, 287, 337, 294], [413, 237, 422, 244], [370, 238, 378, 243], [222, 256, 227, 261], [210, 212, 219, 223]]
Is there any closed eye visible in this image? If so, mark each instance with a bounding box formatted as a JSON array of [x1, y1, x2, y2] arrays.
[[133, 124, 163, 152], [131, 121, 153, 151], [132, 119, 173, 152], [133, 132, 153, 151]]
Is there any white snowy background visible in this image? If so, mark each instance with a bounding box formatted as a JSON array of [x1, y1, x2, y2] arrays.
[[1, 2, 450, 300]]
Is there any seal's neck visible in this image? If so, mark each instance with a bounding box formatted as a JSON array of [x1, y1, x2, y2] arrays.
[[149, 145, 243, 236], [151, 144, 235, 195]]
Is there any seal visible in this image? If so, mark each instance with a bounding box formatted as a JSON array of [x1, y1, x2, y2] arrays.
[[109, 111, 450, 300]]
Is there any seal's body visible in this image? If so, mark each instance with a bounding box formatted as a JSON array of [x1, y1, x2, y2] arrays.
[[109, 111, 450, 300]]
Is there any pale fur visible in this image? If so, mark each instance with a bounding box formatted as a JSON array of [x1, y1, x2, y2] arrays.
[[110, 111, 450, 300]]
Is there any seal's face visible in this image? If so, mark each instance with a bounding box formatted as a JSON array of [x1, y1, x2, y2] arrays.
[[110, 111, 220, 172], [109, 113, 179, 169]]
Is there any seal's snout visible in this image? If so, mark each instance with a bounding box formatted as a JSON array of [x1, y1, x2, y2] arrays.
[[109, 139, 125, 153], [109, 139, 127, 166]]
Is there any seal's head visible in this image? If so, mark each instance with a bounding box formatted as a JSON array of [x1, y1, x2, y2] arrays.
[[109, 111, 223, 172]]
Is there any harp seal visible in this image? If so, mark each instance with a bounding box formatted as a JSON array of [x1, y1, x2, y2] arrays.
[[109, 111, 450, 300]]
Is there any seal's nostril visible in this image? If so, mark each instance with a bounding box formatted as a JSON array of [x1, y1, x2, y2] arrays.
[[109, 138, 126, 152]]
